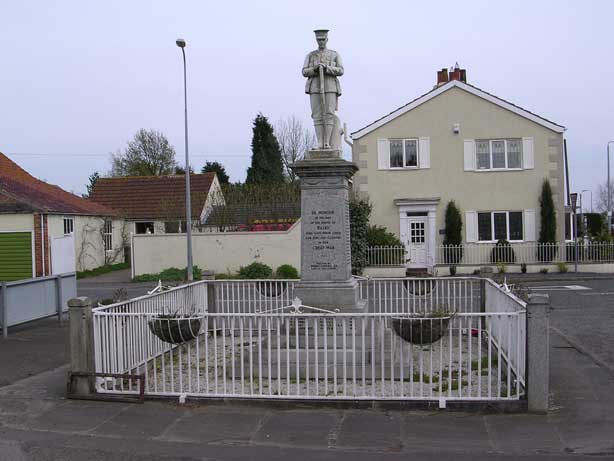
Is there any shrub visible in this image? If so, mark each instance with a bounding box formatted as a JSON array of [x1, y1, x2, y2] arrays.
[[540, 268, 549, 274], [366, 225, 402, 247], [521, 263, 527, 274], [449, 265, 457, 276], [276, 264, 299, 279], [585, 213, 607, 239], [443, 200, 463, 264], [491, 239, 516, 263], [497, 263, 506, 274], [557, 262, 569, 273], [350, 197, 372, 275], [132, 266, 202, 282], [366, 225, 404, 265], [238, 262, 273, 279]]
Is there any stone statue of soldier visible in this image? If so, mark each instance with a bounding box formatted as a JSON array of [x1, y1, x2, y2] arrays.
[[302, 29, 344, 150]]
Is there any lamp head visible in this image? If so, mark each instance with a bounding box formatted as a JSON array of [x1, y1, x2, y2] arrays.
[[176, 38, 186, 48]]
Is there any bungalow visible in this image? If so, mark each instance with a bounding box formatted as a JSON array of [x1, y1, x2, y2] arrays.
[[351, 66, 570, 272], [89, 172, 224, 235], [0, 152, 122, 280]]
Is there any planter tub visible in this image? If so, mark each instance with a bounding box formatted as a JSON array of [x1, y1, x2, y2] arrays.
[[148, 316, 202, 344], [391, 315, 452, 345]]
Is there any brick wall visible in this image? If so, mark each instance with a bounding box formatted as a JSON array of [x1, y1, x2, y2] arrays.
[[33, 213, 50, 276]]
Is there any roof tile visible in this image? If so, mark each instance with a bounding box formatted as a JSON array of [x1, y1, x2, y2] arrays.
[[89, 173, 215, 220]]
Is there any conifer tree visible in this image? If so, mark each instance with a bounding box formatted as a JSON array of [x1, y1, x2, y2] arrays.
[[539, 179, 556, 243], [246, 113, 285, 185], [538, 179, 557, 262], [443, 200, 463, 264]]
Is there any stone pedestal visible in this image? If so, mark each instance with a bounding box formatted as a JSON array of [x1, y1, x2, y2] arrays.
[[290, 149, 365, 311]]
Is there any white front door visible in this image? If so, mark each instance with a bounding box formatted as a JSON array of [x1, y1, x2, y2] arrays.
[[406, 217, 427, 267]]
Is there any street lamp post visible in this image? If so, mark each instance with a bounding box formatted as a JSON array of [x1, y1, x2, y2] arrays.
[[176, 38, 193, 282], [581, 189, 592, 214], [608, 141, 614, 233]]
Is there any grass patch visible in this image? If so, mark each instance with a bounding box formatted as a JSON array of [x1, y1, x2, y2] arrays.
[[471, 355, 498, 370], [132, 266, 203, 282], [76, 262, 129, 279]]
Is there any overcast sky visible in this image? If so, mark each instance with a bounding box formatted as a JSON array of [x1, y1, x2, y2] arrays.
[[1, 0, 613, 211]]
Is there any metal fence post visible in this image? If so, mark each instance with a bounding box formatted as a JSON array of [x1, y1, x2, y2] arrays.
[[1, 282, 7, 339], [202, 271, 216, 330], [55, 275, 64, 327], [526, 293, 550, 414], [68, 296, 95, 396]]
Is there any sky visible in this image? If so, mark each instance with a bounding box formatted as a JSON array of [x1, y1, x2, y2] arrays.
[[1, 0, 613, 211]]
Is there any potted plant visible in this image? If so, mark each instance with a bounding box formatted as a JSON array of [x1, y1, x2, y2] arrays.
[[391, 310, 455, 345], [148, 305, 203, 344]]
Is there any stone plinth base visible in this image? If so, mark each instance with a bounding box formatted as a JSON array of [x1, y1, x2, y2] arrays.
[[304, 148, 342, 161], [294, 279, 367, 312]]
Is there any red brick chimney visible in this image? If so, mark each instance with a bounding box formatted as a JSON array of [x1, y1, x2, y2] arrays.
[[436, 68, 449, 86], [448, 63, 467, 83]]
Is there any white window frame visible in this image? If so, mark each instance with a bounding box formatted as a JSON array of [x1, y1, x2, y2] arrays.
[[103, 219, 113, 252], [389, 138, 419, 169], [477, 210, 524, 243], [475, 139, 523, 171], [63, 217, 74, 235]]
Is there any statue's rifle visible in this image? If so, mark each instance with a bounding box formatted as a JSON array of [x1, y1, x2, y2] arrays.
[[319, 63, 326, 126]]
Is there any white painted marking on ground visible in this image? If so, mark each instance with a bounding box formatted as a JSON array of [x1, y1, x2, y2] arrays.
[[529, 285, 591, 291], [579, 292, 614, 296]]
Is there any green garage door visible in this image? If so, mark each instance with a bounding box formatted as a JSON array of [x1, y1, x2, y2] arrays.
[[0, 232, 33, 281]]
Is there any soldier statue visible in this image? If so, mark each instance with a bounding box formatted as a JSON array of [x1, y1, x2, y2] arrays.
[[302, 29, 344, 150]]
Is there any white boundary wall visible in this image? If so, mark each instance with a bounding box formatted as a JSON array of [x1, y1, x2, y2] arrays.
[[132, 221, 301, 276]]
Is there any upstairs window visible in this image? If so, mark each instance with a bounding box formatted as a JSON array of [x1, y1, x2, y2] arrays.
[[63, 217, 74, 235], [390, 139, 418, 168], [475, 139, 523, 170]]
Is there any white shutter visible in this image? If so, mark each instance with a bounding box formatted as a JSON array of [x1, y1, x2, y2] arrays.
[[524, 209, 536, 241], [465, 210, 478, 242], [463, 139, 476, 171], [522, 137, 534, 169], [418, 137, 430, 169], [377, 139, 390, 170]]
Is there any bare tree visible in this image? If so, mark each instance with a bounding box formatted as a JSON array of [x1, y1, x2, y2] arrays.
[[595, 181, 614, 212], [275, 115, 316, 181], [110, 129, 177, 176]]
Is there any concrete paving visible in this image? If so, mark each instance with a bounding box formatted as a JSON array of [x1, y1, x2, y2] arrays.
[[0, 279, 613, 459]]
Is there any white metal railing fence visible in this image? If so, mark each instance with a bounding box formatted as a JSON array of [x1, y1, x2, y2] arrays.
[[93, 310, 523, 401], [214, 280, 296, 314], [364, 277, 482, 314], [436, 242, 614, 265], [91, 277, 526, 402], [92, 282, 209, 315], [92, 281, 209, 377], [367, 246, 406, 266], [484, 279, 526, 387]]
